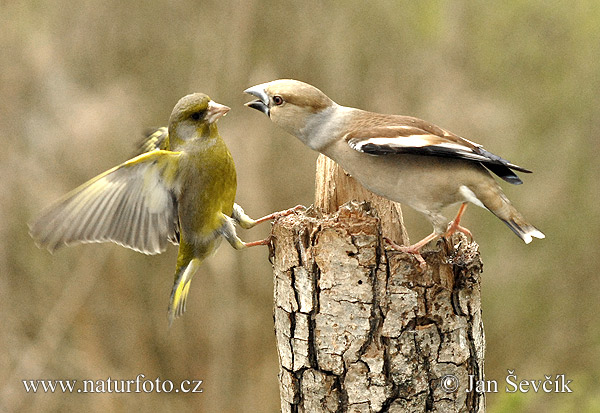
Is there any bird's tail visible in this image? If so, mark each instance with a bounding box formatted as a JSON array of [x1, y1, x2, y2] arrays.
[[479, 189, 545, 244], [168, 257, 203, 326], [500, 212, 545, 244]]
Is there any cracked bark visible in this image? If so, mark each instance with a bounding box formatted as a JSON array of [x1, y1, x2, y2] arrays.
[[271, 155, 485, 412]]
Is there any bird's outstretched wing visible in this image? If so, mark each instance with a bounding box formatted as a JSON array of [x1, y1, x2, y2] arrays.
[[346, 117, 531, 185], [30, 150, 181, 255]]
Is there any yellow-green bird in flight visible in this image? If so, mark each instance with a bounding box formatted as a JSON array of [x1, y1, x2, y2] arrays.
[[30, 93, 300, 325]]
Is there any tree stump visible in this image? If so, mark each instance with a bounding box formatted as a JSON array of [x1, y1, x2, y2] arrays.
[[271, 155, 485, 412]]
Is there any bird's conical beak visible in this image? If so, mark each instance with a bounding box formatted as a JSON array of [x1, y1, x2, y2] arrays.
[[244, 85, 270, 117], [206, 101, 231, 123]]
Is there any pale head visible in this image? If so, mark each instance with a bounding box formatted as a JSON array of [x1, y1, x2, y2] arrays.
[[244, 79, 337, 143]]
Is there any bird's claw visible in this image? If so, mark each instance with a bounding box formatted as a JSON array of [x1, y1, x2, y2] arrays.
[[253, 205, 306, 225], [384, 237, 428, 269], [444, 221, 473, 241], [275, 204, 305, 219]]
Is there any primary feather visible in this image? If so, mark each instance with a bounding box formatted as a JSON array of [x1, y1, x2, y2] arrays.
[[345, 117, 531, 185]]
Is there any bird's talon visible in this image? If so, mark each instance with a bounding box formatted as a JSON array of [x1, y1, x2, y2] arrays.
[[255, 205, 306, 225], [279, 204, 305, 218], [292, 204, 305, 213], [445, 222, 473, 241], [384, 237, 429, 269]]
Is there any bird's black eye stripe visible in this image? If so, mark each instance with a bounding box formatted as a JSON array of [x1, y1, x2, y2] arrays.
[[190, 111, 203, 120], [272, 95, 284, 105]]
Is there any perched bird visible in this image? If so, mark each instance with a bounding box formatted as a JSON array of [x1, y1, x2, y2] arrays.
[[30, 93, 300, 324], [245, 79, 544, 266]]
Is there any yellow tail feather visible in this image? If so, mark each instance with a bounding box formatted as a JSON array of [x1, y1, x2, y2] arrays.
[[168, 258, 202, 326]]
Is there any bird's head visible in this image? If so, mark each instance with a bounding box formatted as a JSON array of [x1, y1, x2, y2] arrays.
[[168, 93, 230, 146], [244, 80, 337, 148]]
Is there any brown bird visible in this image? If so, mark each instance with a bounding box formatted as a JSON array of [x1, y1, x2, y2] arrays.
[[245, 79, 544, 266]]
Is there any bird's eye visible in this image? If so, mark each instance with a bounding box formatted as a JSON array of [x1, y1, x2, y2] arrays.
[[272, 96, 284, 106], [190, 112, 202, 121]]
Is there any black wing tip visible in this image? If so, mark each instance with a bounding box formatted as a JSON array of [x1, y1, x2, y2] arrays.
[[353, 139, 534, 184], [504, 175, 524, 185], [482, 162, 524, 185], [513, 165, 533, 174], [477, 148, 533, 172], [488, 162, 531, 184], [474, 147, 535, 183]]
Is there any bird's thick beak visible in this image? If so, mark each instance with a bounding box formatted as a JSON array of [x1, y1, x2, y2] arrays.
[[206, 101, 231, 123], [244, 85, 270, 117]]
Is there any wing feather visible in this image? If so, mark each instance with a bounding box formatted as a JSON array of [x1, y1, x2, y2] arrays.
[[136, 126, 169, 155], [346, 124, 531, 185], [30, 151, 180, 255]]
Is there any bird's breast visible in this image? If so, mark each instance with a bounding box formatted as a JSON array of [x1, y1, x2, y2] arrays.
[[177, 145, 237, 240], [324, 140, 491, 214]]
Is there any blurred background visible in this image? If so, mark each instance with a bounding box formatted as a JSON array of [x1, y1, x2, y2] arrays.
[[1, 1, 599, 412]]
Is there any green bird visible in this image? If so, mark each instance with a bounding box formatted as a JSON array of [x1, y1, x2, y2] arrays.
[[30, 93, 300, 325]]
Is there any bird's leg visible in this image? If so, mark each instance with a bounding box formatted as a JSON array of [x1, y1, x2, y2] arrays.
[[251, 204, 305, 226], [232, 203, 304, 229], [445, 203, 473, 239], [241, 236, 273, 248], [385, 203, 472, 269], [225, 205, 304, 250], [384, 232, 440, 269], [218, 217, 269, 250]]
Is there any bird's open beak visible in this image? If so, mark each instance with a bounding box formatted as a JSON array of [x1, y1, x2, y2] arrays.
[[244, 85, 270, 117], [206, 101, 231, 123]]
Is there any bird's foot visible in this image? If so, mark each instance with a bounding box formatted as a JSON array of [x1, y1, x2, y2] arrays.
[[384, 232, 439, 270], [253, 205, 305, 225], [444, 202, 473, 240], [444, 221, 473, 240]]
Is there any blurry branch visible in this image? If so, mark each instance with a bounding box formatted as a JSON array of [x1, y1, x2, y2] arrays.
[[270, 155, 486, 412]]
